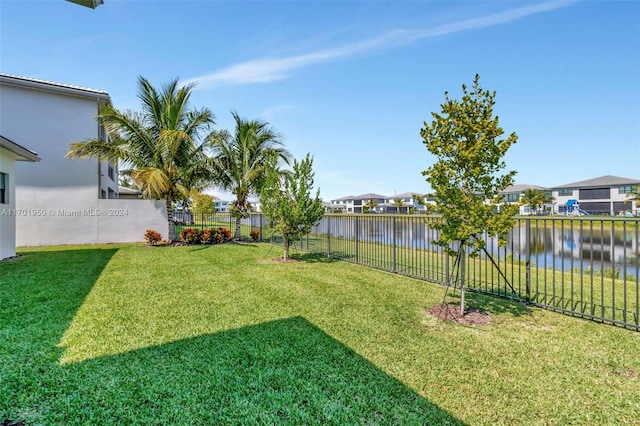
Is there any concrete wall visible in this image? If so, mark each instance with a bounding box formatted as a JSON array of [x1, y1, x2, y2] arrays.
[[14, 185, 168, 246], [0, 151, 18, 259]]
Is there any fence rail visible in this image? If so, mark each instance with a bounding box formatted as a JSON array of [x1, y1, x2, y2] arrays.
[[176, 212, 640, 331]]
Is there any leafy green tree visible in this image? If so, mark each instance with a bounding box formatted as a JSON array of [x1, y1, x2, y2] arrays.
[[421, 74, 518, 314], [66, 76, 215, 241], [260, 153, 324, 261], [208, 112, 292, 239], [624, 185, 640, 208], [413, 193, 436, 214], [190, 190, 216, 215], [519, 188, 554, 215]]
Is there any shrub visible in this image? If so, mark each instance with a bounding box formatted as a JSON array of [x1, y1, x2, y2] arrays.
[[214, 227, 231, 244], [250, 229, 260, 242], [180, 228, 204, 245], [144, 229, 162, 245], [201, 230, 216, 245]]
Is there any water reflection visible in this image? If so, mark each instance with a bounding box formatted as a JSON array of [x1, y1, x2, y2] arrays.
[[314, 217, 639, 278]]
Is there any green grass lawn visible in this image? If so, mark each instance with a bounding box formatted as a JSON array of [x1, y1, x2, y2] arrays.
[[2, 243, 639, 425]]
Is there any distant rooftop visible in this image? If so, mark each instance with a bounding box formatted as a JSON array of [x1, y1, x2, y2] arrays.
[[501, 184, 548, 193], [553, 175, 640, 189]]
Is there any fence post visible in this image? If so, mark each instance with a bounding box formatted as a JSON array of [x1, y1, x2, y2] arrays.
[[327, 215, 331, 258], [525, 218, 531, 303], [355, 215, 359, 263], [393, 216, 397, 273]]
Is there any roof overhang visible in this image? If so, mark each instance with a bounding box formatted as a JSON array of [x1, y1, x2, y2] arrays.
[[67, 0, 104, 9], [0, 73, 111, 102], [0, 135, 41, 162]]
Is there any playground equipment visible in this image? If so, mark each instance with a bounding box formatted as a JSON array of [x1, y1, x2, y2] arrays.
[[565, 199, 592, 216]]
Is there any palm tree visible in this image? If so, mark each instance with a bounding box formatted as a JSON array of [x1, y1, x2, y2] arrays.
[[208, 111, 292, 239], [624, 185, 640, 208], [393, 197, 405, 213], [364, 199, 378, 214], [66, 76, 215, 241]]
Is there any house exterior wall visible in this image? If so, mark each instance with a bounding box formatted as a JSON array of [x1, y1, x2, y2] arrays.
[[552, 186, 637, 215], [0, 150, 18, 259], [0, 76, 167, 246]]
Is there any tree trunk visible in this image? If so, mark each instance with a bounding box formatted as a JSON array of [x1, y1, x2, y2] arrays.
[[283, 236, 289, 261], [459, 242, 466, 317], [235, 217, 242, 240], [166, 198, 176, 242]]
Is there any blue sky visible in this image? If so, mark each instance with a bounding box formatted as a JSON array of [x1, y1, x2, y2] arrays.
[[1, 0, 638, 201]]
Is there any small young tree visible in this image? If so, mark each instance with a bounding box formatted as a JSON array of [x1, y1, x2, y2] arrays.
[[520, 188, 554, 215], [190, 190, 216, 215], [421, 74, 518, 315], [260, 153, 324, 261]]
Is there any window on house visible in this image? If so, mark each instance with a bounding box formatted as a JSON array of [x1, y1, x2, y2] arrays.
[[0, 173, 7, 204], [558, 189, 573, 196], [619, 185, 634, 194], [579, 188, 610, 200], [108, 164, 115, 181], [506, 193, 520, 202]]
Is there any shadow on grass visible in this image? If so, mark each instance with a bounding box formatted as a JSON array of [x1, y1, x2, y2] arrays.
[[1, 247, 118, 424], [2, 247, 119, 345], [289, 252, 341, 264], [57, 317, 464, 424], [443, 290, 532, 318]]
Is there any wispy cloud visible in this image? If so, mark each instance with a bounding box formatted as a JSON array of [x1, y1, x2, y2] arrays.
[[184, 1, 573, 89]]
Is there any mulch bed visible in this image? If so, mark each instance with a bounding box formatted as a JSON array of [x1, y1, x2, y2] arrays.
[[426, 304, 492, 326]]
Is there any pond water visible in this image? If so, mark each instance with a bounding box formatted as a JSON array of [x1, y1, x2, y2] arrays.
[[314, 217, 640, 278]]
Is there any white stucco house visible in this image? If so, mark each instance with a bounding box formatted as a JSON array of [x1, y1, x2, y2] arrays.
[[0, 136, 40, 260], [0, 73, 167, 246], [551, 175, 640, 216]]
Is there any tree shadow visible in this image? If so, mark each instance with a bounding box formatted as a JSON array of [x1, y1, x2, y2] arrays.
[[444, 290, 532, 318], [289, 252, 340, 263], [57, 317, 465, 424]]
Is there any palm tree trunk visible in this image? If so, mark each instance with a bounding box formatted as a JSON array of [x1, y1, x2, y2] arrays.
[[235, 217, 242, 240], [167, 198, 176, 242]]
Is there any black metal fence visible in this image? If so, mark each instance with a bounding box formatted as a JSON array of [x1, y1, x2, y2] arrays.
[[176, 212, 640, 331]]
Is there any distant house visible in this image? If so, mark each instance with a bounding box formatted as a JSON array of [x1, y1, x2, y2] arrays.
[[215, 200, 230, 213], [551, 175, 640, 216], [329, 193, 387, 214], [499, 184, 552, 215], [0, 73, 167, 246], [329, 193, 430, 214], [378, 192, 430, 214], [0, 136, 40, 259]]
